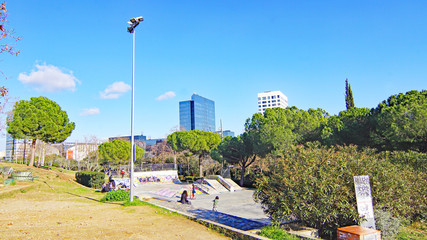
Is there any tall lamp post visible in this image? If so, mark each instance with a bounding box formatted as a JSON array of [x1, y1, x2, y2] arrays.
[[127, 16, 143, 202]]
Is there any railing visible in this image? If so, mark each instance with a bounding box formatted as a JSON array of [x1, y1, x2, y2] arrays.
[[118, 163, 176, 172]]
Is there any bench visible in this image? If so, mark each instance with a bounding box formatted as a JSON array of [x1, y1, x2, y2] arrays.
[[1, 167, 13, 177], [12, 171, 35, 181]]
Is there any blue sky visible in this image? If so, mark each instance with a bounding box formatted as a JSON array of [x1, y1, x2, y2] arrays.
[[1, 1, 426, 150]]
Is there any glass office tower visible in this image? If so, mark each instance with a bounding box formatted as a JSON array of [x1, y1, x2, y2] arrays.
[[179, 94, 215, 132]]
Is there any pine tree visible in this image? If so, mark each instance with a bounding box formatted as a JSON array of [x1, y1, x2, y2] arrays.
[[345, 78, 355, 110]]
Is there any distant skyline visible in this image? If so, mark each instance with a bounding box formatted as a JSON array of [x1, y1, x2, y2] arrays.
[[1, 1, 426, 151]]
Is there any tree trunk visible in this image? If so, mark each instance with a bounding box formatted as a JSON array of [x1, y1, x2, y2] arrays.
[[23, 138, 27, 164], [199, 155, 203, 177], [240, 165, 245, 187], [41, 146, 45, 166], [28, 139, 37, 166]]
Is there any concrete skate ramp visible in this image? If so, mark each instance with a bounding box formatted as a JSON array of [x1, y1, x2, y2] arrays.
[[224, 178, 242, 191], [217, 175, 235, 191], [196, 183, 219, 195], [205, 179, 229, 193]]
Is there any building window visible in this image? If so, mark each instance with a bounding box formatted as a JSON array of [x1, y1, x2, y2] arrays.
[[262, 97, 266, 100], [268, 96, 270, 99], [258, 105, 261, 108], [263, 105, 266, 107], [258, 97, 261, 100], [268, 101, 270, 103]]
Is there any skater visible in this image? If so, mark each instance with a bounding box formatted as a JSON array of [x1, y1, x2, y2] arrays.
[[212, 196, 219, 211]]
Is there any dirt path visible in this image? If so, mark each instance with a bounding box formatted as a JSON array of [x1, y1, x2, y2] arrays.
[[0, 164, 230, 240]]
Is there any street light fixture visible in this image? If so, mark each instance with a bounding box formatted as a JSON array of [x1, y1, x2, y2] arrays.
[[127, 16, 143, 202]]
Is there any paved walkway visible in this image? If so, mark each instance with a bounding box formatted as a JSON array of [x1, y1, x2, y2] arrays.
[[135, 183, 271, 231]]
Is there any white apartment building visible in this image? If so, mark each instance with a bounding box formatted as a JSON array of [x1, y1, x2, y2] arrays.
[[257, 90, 288, 114]]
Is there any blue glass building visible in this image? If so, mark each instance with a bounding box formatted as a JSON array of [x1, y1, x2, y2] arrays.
[[179, 94, 215, 132]]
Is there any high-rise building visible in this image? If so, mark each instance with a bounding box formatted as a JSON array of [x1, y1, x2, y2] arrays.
[[5, 133, 60, 162], [179, 94, 215, 132], [257, 90, 288, 114]]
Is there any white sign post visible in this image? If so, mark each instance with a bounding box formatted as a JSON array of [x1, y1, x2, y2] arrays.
[[354, 175, 376, 229]]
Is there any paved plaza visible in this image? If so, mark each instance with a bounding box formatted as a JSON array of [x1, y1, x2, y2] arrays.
[[135, 183, 271, 231]]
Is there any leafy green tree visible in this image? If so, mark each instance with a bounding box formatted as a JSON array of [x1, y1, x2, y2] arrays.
[[7, 96, 75, 166], [371, 90, 427, 152], [245, 107, 329, 154], [212, 133, 261, 186], [167, 130, 221, 177], [98, 139, 144, 165], [345, 78, 355, 110], [322, 107, 373, 147]]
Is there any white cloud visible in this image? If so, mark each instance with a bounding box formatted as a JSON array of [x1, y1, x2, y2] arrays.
[[100, 81, 131, 99], [80, 108, 100, 116], [156, 91, 176, 101], [18, 63, 80, 92]]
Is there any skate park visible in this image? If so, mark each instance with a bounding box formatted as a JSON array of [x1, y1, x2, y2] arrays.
[[112, 168, 272, 231]]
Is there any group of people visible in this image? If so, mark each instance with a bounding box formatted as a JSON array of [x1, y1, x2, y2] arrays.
[[101, 181, 115, 192], [177, 184, 219, 211]]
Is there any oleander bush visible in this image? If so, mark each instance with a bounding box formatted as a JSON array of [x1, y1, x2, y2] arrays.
[[75, 171, 105, 189], [379, 150, 427, 174], [254, 143, 427, 239]]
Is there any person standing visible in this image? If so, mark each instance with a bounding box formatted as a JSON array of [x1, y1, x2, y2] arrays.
[[191, 184, 196, 199], [212, 196, 219, 211]]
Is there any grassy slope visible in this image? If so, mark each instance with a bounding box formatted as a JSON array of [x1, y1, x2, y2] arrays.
[[0, 162, 229, 240]]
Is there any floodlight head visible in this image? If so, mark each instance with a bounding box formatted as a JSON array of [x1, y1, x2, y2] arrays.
[[127, 16, 143, 33]]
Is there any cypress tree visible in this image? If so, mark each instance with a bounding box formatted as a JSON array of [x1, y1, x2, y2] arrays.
[[345, 78, 355, 110]]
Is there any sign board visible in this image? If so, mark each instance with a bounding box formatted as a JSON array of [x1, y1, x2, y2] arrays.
[[354, 175, 376, 229]]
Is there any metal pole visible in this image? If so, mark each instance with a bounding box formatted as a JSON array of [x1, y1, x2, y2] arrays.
[[130, 29, 135, 202]]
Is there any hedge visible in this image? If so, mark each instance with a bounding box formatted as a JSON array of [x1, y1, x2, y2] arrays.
[[254, 143, 427, 239], [75, 171, 105, 189]]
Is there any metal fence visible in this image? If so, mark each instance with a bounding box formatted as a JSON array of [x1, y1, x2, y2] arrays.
[[118, 163, 176, 172]]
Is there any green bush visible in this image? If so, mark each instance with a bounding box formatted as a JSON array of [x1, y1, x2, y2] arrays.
[[254, 144, 427, 239], [75, 171, 105, 189], [259, 226, 301, 240], [375, 207, 401, 240], [380, 150, 427, 174], [100, 190, 130, 202]]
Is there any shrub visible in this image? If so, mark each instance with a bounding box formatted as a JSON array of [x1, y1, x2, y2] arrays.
[[374, 207, 401, 240], [100, 190, 130, 202], [259, 226, 301, 240], [254, 144, 427, 239], [380, 150, 427, 174], [75, 171, 105, 189]]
